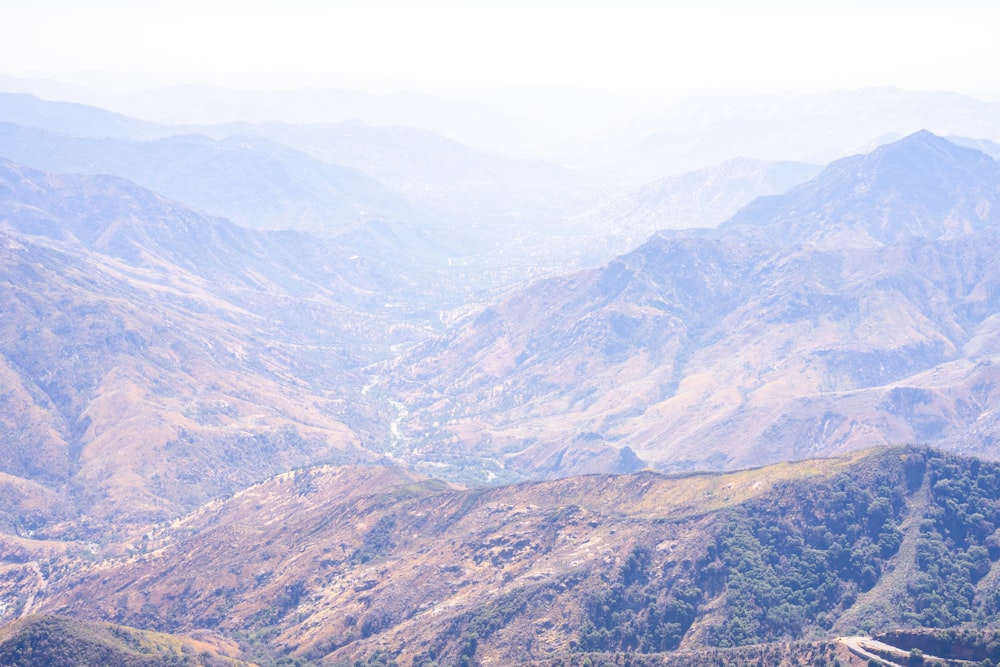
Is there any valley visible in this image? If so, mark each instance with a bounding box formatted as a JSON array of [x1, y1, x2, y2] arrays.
[[1, 80, 1000, 665]]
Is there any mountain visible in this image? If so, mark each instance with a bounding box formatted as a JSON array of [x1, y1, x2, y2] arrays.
[[568, 158, 821, 265], [722, 129, 1000, 246], [0, 158, 456, 534], [7, 447, 1000, 665], [385, 132, 1000, 479], [7, 126, 1000, 666], [66, 84, 535, 152], [8, 81, 1000, 180], [0, 121, 422, 234]]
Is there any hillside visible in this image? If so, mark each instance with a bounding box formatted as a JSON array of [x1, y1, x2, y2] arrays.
[[1, 447, 997, 666], [387, 132, 1000, 479]]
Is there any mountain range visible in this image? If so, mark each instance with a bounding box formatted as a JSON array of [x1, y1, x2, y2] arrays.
[[0, 93, 608, 290], [387, 131, 1000, 480], [3, 128, 1000, 517], [4, 81, 1000, 665], [609, 88, 1000, 182]]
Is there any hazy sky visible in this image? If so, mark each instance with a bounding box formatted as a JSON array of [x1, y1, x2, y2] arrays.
[[3, 0, 998, 99]]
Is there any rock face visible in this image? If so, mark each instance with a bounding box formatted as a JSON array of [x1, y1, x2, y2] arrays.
[[389, 132, 1000, 479]]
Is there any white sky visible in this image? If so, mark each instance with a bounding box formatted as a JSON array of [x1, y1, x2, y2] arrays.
[[2, 0, 999, 99]]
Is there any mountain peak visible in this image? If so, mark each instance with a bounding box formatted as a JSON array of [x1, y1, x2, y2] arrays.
[[722, 131, 1000, 246], [871, 128, 992, 165], [900, 128, 941, 142]]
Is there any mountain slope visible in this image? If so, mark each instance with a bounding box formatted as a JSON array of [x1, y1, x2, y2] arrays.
[[387, 132, 1000, 478], [11, 447, 1000, 666]]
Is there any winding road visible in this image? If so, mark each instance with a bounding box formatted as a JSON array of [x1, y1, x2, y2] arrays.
[[841, 636, 905, 666], [840, 635, 975, 666]]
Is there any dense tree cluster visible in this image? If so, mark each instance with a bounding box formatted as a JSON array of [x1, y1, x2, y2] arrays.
[[577, 456, 911, 653], [904, 453, 1000, 627], [709, 467, 908, 646]]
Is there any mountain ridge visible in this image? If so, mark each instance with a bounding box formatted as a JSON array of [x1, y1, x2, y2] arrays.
[[5, 446, 999, 666]]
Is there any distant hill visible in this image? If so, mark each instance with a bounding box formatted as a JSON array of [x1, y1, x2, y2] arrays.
[[195, 120, 597, 232], [387, 132, 1000, 479], [568, 157, 821, 264], [0, 93, 602, 278], [722, 129, 1000, 246], [0, 121, 423, 234], [6, 81, 1000, 183]]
